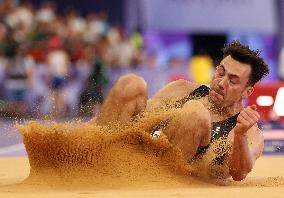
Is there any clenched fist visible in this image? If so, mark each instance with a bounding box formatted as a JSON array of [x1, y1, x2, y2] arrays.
[[235, 105, 260, 136]]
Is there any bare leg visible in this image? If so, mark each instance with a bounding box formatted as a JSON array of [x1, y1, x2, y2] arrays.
[[163, 100, 211, 161], [96, 74, 148, 125]]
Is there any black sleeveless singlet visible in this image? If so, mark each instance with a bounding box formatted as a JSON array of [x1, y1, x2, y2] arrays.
[[152, 85, 239, 165]]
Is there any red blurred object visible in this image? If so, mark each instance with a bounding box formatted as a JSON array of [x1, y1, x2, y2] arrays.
[[248, 82, 284, 122], [48, 35, 62, 50], [29, 48, 47, 63]]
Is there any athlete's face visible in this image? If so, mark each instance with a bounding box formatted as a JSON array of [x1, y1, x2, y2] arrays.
[[209, 55, 253, 108]]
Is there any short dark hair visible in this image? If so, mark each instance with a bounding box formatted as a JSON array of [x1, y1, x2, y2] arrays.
[[222, 40, 269, 86]]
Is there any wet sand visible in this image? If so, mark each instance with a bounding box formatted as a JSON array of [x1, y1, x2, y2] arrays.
[[0, 156, 284, 198]]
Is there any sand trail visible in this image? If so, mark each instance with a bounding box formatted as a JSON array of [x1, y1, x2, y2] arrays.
[[0, 111, 284, 197], [15, 115, 209, 188]]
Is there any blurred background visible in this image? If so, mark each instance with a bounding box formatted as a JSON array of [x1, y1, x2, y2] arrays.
[[0, 0, 283, 155]]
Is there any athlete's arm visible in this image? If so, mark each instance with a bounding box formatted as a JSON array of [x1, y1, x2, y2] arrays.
[[228, 105, 264, 181]]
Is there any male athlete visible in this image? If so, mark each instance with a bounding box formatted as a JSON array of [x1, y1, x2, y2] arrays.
[[95, 41, 269, 181]]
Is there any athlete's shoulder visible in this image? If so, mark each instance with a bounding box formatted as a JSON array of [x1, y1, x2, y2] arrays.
[[147, 80, 201, 110], [164, 79, 200, 93]]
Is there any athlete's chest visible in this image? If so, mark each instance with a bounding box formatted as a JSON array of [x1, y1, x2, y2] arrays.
[[196, 96, 230, 123]]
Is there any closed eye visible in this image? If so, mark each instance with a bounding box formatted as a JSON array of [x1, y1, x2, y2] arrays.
[[228, 74, 239, 84], [230, 79, 237, 84]]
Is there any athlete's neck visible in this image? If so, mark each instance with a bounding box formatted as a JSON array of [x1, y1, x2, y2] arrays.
[[207, 97, 242, 118]]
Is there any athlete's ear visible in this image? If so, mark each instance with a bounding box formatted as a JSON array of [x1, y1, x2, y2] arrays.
[[242, 86, 254, 99]]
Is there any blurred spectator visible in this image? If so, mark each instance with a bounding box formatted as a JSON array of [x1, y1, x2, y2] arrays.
[[84, 11, 109, 43], [66, 8, 86, 38], [80, 55, 108, 116], [27, 61, 51, 117], [130, 29, 143, 50], [5, 1, 34, 31], [4, 43, 34, 116], [47, 34, 70, 117], [0, 1, 172, 118], [111, 29, 136, 68], [0, 0, 17, 18], [35, 1, 55, 24], [0, 47, 8, 100], [107, 25, 121, 47]]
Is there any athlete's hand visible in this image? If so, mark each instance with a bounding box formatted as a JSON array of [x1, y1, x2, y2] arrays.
[[235, 105, 260, 136]]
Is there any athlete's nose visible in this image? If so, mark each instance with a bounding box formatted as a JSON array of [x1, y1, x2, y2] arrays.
[[218, 77, 227, 91]]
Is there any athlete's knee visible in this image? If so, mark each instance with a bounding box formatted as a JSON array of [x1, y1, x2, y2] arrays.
[[181, 102, 211, 146], [115, 74, 147, 100], [195, 114, 211, 146]]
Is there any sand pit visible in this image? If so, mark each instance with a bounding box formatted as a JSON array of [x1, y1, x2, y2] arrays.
[[1, 156, 284, 197], [0, 114, 284, 197]]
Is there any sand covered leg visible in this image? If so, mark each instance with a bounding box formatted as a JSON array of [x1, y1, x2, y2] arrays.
[[163, 100, 211, 161], [96, 74, 148, 125]]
